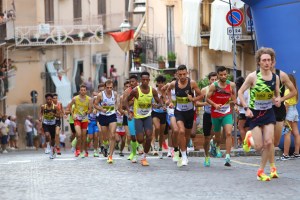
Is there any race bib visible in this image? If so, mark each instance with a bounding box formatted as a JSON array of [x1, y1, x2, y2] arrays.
[[254, 100, 273, 110], [214, 104, 230, 114]]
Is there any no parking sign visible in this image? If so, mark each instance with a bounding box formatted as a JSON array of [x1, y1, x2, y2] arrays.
[[226, 9, 244, 27]]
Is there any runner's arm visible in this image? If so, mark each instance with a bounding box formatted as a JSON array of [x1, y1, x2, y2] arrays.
[[93, 92, 104, 112], [166, 81, 175, 106], [281, 71, 297, 102], [206, 84, 219, 109], [87, 97, 93, 114]]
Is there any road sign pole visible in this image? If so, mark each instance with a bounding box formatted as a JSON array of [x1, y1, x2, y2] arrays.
[[233, 36, 238, 149]]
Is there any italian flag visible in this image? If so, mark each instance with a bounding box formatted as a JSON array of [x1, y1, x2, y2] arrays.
[[108, 30, 134, 52]]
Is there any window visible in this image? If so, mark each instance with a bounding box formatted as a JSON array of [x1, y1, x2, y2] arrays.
[[98, 0, 106, 15], [167, 6, 175, 53], [45, 67, 56, 94], [45, 0, 54, 23], [73, 0, 82, 20]]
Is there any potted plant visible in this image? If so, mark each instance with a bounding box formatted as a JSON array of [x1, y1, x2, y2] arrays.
[[167, 51, 176, 68], [157, 55, 166, 69]]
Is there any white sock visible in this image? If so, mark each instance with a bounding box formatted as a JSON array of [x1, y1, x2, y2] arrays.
[[181, 151, 187, 160], [46, 142, 50, 149]]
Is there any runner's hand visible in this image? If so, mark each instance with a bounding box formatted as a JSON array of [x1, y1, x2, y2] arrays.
[[245, 109, 253, 118], [214, 103, 222, 110]]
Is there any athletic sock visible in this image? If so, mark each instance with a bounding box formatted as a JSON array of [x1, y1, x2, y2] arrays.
[[131, 141, 138, 155], [181, 151, 187, 160]]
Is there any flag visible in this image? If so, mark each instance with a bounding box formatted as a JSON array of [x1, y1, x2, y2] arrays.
[[108, 30, 134, 52]]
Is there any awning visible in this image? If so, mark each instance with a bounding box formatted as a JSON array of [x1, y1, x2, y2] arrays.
[[181, 0, 202, 47], [46, 62, 71, 107]]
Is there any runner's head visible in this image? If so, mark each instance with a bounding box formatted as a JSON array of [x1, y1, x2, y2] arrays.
[[45, 93, 53, 105], [235, 76, 245, 91], [52, 93, 58, 104], [98, 83, 105, 92], [79, 84, 87, 96], [105, 79, 114, 94], [177, 65, 188, 82], [208, 72, 217, 84], [123, 80, 130, 91], [140, 71, 150, 87], [255, 47, 275, 70], [216, 66, 228, 83], [155, 75, 166, 89], [129, 74, 138, 88]]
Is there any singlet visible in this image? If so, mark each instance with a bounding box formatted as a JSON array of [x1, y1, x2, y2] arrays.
[[237, 89, 250, 114], [210, 80, 232, 118], [116, 112, 125, 133], [73, 95, 90, 122], [42, 104, 56, 125], [153, 89, 166, 113], [175, 78, 194, 112], [134, 86, 153, 119], [203, 86, 211, 114], [249, 70, 276, 110], [99, 91, 116, 116], [167, 89, 176, 115]]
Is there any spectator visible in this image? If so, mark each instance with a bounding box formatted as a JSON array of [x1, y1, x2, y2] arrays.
[[34, 119, 42, 150], [100, 73, 107, 83], [109, 65, 115, 78], [8, 115, 17, 150], [0, 115, 8, 153], [24, 115, 34, 149], [111, 68, 118, 90]]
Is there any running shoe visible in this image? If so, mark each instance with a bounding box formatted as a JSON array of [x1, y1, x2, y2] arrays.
[[45, 148, 50, 154], [257, 171, 271, 181], [182, 157, 188, 166], [243, 131, 253, 153], [132, 155, 138, 163], [177, 158, 183, 167], [127, 153, 134, 160], [203, 157, 210, 167], [158, 150, 163, 159], [216, 147, 222, 158], [71, 146, 75, 153], [75, 150, 80, 157], [270, 167, 279, 179], [138, 144, 144, 154], [141, 158, 149, 166], [119, 152, 124, 157], [167, 151, 172, 158], [173, 151, 180, 162], [49, 149, 54, 159], [80, 152, 85, 158], [107, 156, 113, 164], [280, 154, 290, 161], [56, 147, 61, 155], [293, 153, 300, 159], [209, 139, 217, 157], [93, 150, 99, 157], [84, 151, 88, 157], [224, 156, 231, 167]]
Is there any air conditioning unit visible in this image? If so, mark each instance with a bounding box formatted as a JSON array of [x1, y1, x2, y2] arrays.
[[92, 54, 102, 65]]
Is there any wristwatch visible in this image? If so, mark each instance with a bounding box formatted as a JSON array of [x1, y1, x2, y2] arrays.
[[244, 107, 249, 111]]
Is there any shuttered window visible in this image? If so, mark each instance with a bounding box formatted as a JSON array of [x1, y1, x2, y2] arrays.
[[45, 0, 54, 23], [73, 0, 82, 19]]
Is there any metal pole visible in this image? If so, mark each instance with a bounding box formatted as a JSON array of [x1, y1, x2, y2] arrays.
[[233, 37, 238, 149]]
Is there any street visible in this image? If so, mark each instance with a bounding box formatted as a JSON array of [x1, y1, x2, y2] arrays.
[[0, 150, 299, 200]]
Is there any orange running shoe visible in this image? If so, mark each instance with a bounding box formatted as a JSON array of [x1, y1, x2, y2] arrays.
[[141, 158, 149, 166]]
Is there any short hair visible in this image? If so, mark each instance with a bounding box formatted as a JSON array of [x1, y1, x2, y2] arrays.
[[208, 72, 217, 80], [140, 71, 150, 78], [255, 47, 276, 66], [45, 93, 53, 98], [105, 79, 113, 86], [216, 66, 227, 74], [98, 83, 105, 89], [124, 80, 130, 86], [155, 75, 166, 83], [177, 65, 187, 71], [129, 74, 138, 80], [52, 93, 58, 97], [235, 76, 245, 89]]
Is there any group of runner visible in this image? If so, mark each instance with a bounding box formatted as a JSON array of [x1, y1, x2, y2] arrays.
[[39, 47, 299, 181]]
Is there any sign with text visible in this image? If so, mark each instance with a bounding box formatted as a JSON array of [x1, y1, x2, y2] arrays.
[[244, 4, 255, 32], [227, 27, 242, 35]]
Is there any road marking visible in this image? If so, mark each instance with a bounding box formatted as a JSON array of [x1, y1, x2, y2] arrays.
[[53, 158, 77, 161], [231, 159, 260, 167]]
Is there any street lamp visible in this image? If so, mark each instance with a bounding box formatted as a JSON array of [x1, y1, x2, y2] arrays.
[[119, 19, 131, 32], [53, 59, 62, 71]]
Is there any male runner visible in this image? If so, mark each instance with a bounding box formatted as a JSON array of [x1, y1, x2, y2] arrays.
[[52, 93, 64, 155], [239, 47, 281, 181]]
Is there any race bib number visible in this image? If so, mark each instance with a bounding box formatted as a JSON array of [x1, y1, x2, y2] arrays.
[[214, 104, 230, 114], [137, 108, 151, 116], [254, 100, 273, 110]]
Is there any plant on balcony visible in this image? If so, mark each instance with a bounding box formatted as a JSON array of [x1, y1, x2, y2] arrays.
[[157, 55, 166, 69], [167, 51, 176, 68]]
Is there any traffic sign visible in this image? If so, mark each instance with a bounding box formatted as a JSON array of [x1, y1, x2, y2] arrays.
[[227, 27, 242, 35], [226, 9, 244, 27]]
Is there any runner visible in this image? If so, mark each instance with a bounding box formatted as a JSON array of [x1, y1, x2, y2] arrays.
[[87, 97, 100, 157], [152, 75, 167, 159], [65, 93, 78, 154], [94, 79, 118, 164], [206, 66, 236, 167], [52, 93, 64, 155], [122, 74, 139, 163], [69, 84, 93, 158], [125, 71, 162, 166], [166, 65, 203, 167], [95, 83, 105, 156], [40, 93, 60, 159], [239, 47, 281, 181], [196, 72, 217, 166]]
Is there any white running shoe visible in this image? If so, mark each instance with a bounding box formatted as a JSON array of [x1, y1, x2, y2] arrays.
[[3, 150, 8, 154], [182, 157, 188, 166], [167, 151, 172, 158], [158, 150, 163, 159], [45, 148, 50, 154], [173, 151, 180, 162], [132, 155, 138, 163]]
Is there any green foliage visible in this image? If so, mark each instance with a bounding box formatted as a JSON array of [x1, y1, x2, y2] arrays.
[[167, 51, 177, 61], [153, 70, 173, 83], [157, 55, 166, 62]]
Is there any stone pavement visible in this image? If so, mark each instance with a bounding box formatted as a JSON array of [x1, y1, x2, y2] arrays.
[[0, 149, 299, 200]]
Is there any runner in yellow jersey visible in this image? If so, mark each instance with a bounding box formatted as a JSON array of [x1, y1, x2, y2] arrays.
[[69, 85, 93, 158], [126, 71, 162, 166]]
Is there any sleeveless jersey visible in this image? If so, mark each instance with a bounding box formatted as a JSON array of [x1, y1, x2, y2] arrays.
[[73, 95, 90, 122], [99, 91, 116, 116], [175, 78, 194, 112], [134, 86, 153, 119], [153, 89, 166, 113], [210, 80, 232, 118], [42, 104, 56, 125], [249, 70, 276, 110]]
